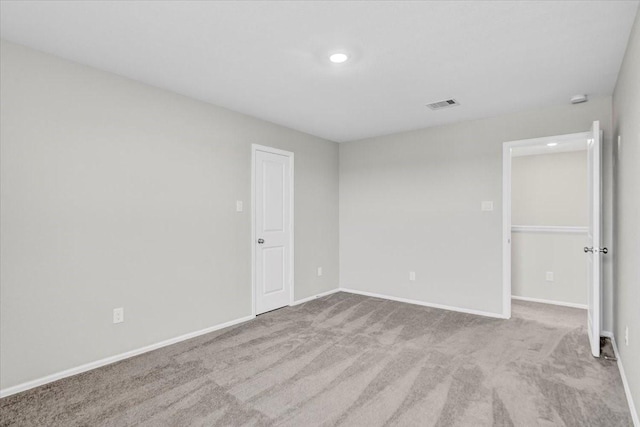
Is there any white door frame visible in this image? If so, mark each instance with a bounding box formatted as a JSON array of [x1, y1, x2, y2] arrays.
[[251, 144, 295, 316], [502, 131, 590, 319]]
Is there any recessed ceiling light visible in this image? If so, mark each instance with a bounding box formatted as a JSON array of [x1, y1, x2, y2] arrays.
[[547, 142, 558, 147], [329, 53, 349, 64]]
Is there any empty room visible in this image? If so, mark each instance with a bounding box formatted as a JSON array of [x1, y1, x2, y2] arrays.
[[1, 1, 639, 426]]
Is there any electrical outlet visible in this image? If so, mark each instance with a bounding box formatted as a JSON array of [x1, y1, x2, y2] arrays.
[[317, 267, 323, 277], [625, 326, 629, 346], [113, 307, 124, 324], [545, 272, 554, 282], [409, 271, 416, 281]]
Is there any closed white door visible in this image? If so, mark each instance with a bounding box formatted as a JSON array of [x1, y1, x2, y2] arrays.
[[254, 147, 293, 315], [586, 120, 602, 357]]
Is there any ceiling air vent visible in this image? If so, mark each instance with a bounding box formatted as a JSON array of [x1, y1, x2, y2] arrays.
[[426, 99, 460, 110]]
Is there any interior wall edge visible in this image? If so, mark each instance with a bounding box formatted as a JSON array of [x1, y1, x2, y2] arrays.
[[611, 6, 640, 423]]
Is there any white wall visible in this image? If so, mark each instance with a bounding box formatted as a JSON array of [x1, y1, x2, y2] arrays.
[[511, 233, 587, 305], [511, 151, 587, 306], [0, 40, 339, 390], [612, 7, 640, 421], [512, 151, 587, 226], [340, 97, 612, 317]]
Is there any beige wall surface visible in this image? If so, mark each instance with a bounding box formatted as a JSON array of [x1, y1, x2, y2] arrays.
[[0, 40, 339, 390], [512, 151, 588, 226], [511, 233, 587, 305], [511, 151, 588, 306], [612, 8, 640, 421], [340, 96, 612, 317]]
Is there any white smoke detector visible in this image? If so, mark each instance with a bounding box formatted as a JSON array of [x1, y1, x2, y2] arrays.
[[571, 94, 588, 104]]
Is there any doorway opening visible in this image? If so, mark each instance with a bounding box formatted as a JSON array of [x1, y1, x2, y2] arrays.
[[503, 121, 602, 357]]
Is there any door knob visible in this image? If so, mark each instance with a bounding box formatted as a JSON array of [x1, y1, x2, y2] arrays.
[[257, 238, 265, 244], [584, 247, 608, 254]]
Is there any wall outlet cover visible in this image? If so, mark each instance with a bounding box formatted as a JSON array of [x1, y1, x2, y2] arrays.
[[113, 307, 124, 324]]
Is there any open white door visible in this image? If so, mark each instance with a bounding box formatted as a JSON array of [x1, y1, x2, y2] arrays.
[[586, 120, 602, 358], [253, 146, 293, 315]]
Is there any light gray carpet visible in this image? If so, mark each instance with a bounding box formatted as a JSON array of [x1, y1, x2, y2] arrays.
[[0, 292, 632, 426]]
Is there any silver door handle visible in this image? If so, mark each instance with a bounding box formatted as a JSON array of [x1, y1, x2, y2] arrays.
[[584, 247, 608, 254], [257, 238, 265, 244]]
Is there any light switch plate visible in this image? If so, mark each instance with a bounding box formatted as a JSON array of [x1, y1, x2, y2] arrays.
[[236, 201, 243, 212], [481, 201, 494, 211], [546, 272, 554, 282], [409, 271, 416, 281]]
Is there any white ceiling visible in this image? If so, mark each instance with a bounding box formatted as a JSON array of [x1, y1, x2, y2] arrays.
[[1, 1, 638, 142]]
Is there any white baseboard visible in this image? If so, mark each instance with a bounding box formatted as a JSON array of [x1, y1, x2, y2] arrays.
[[0, 314, 255, 399], [511, 295, 588, 310], [608, 334, 639, 426], [339, 288, 507, 319], [291, 288, 340, 306]]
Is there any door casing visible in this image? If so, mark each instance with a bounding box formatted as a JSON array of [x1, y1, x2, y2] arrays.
[[502, 130, 592, 320]]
